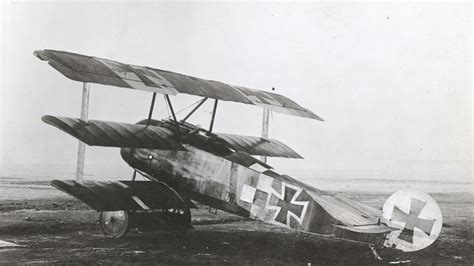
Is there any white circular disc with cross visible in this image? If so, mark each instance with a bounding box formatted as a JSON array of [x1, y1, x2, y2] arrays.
[[382, 190, 442, 252]]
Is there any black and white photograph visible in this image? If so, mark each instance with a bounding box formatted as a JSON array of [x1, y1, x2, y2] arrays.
[[0, 1, 472, 264]]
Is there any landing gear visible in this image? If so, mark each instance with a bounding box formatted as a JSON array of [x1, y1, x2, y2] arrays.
[[370, 245, 383, 261], [98, 209, 192, 238], [99, 211, 130, 238]]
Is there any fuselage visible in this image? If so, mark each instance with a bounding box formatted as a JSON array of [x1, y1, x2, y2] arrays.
[[120, 124, 389, 246]]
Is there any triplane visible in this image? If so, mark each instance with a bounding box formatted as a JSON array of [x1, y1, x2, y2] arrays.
[[35, 49, 443, 259]]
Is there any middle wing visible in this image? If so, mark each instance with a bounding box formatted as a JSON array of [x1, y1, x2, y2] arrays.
[[43, 115, 302, 159], [42, 115, 185, 150], [214, 133, 303, 159]]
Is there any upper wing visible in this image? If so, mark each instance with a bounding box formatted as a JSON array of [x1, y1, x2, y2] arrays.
[[34, 49, 323, 120], [214, 132, 303, 159], [42, 115, 184, 150]]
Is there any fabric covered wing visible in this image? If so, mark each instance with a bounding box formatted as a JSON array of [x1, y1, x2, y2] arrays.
[[334, 224, 397, 234], [51, 180, 186, 211], [42, 115, 184, 150], [215, 133, 302, 159], [34, 50, 179, 95], [224, 151, 273, 169], [34, 49, 322, 120]]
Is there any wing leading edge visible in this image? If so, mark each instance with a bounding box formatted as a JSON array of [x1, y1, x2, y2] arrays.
[[34, 49, 323, 121]]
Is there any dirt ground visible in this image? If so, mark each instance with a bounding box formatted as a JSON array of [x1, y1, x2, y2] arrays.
[[0, 181, 472, 265]]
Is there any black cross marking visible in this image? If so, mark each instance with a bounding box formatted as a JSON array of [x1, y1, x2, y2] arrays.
[[391, 198, 436, 243], [271, 186, 304, 225]]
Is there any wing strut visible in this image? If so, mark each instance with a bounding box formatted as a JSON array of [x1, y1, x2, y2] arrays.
[[208, 99, 218, 132], [260, 108, 270, 163], [76, 82, 90, 185], [164, 95, 181, 134]]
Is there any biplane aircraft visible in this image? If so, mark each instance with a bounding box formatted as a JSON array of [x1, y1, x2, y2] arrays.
[[34, 49, 443, 259]]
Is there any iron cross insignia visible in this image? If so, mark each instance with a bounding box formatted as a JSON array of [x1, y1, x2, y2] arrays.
[[390, 197, 436, 243], [269, 183, 309, 227]]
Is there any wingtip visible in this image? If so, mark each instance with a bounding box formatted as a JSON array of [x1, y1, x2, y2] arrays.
[[41, 115, 55, 124], [310, 114, 324, 121], [33, 50, 45, 60], [312, 112, 324, 122], [304, 109, 324, 121], [35, 49, 56, 62]]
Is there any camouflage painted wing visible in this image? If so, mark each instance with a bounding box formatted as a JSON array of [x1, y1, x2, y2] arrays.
[[214, 132, 303, 159], [34, 49, 323, 120], [42, 115, 184, 150], [51, 180, 187, 211]]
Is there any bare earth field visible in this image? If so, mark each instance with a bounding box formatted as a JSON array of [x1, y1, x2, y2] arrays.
[[0, 178, 472, 265]]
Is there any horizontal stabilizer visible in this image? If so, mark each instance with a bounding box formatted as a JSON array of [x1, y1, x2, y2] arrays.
[[42, 115, 184, 150], [334, 224, 398, 234], [51, 180, 187, 211], [215, 133, 303, 159], [34, 49, 323, 120]]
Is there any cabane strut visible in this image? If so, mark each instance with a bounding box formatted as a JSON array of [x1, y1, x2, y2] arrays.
[[147, 92, 157, 125], [164, 95, 181, 134], [208, 99, 218, 133]]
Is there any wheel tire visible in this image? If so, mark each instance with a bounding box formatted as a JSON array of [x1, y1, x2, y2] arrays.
[[183, 208, 191, 229], [175, 209, 192, 237], [99, 210, 130, 238]]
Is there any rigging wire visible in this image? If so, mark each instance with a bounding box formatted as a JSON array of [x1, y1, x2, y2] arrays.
[[164, 98, 206, 120]]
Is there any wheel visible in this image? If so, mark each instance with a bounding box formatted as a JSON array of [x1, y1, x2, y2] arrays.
[[99, 210, 130, 238], [173, 209, 192, 237]]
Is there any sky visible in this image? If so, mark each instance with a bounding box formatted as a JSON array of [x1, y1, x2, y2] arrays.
[[0, 2, 472, 182]]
